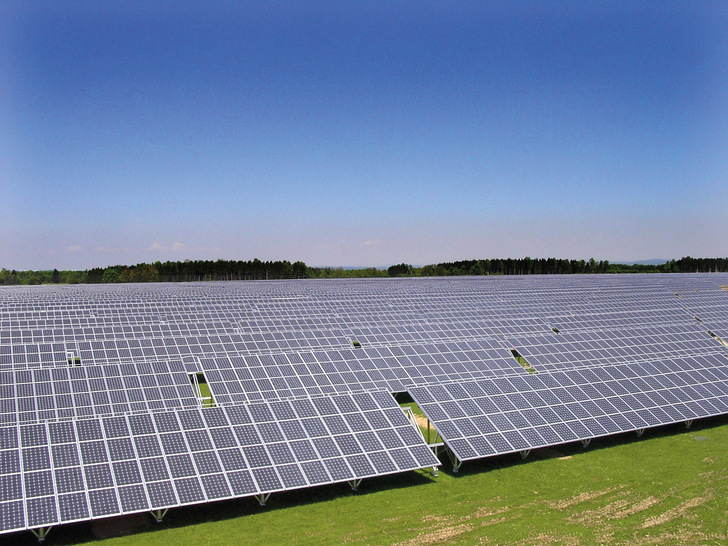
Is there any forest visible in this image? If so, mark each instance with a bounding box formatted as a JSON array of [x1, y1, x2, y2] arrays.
[[1, 256, 727, 285]]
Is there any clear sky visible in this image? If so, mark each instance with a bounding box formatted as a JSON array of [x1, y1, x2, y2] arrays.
[[2, 1, 727, 271]]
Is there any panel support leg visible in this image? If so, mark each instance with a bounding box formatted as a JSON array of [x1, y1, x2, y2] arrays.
[[255, 493, 271, 506], [432, 465, 438, 477], [520, 449, 531, 459], [636, 429, 645, 437], [446, 449, 462, 473], [30, 527, 53, 543], [685, 420, 693, 429], [348, 479, 363, 491], [429, 432, 444, 458], [581, 438, 592, 448], [151, 509, 169, 523]]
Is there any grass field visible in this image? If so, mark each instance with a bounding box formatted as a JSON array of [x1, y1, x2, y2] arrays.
[[13, 415, 728, 545]]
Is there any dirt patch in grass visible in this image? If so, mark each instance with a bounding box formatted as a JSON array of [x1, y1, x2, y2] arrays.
[[421, 514, 453, 523], [612, 496, 661, 518], [641, 494, 712, 529], [413, 414, 430, 429], [549, 485, 624, 510], [568, 492, 631, 524], [401, 504, 513, 544], [569, 492, 663, 524], [472, 505, 510, 519], [395, 523, 474, 545], [632, 527, 728, 545], [480, 516, 508, 527], [697, 468, 728, 483], [514, 532, 581, 545]]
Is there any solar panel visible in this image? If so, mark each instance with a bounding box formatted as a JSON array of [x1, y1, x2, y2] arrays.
[[0, 392, 439, 535], [409, 354, 728, 470]]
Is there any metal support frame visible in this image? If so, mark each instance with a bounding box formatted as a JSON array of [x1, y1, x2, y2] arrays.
[[428, 426, 445, 457], [66, 350, 80, 366], [190, 372, 202, 400], [581, 438, 592, 448], [255, 493, 271, 506], [446, 449, 462, 473], [151, 508, 169, 523], [685, 420, 694, 429], [189, 372, 213, 407], [636, 429, 645, 437], [30, 527, 53, 543], [403, 405, 442, 477], [520, 449, 531, 459], [348, 479, 363, 491], [402, 406, 418, 430]]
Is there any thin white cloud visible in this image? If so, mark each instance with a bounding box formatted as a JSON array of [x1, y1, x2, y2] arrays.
[[65, 245, 82, 253], [147, 241, 185, 252], [95, 246, 131, 253], [361, 240, 381, 247]]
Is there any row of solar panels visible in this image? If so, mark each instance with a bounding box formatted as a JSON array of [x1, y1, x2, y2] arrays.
[[0, 328, 353, 367], [0, 391, 439, 534], [0, 296, 704, 331], [3, 276, 724, 338], [1, 310, 723, 372], [410, 354, 728, 468], [0, 339, 524, 425], [5, 320, 724, 428], [1, 324, 726, 426]]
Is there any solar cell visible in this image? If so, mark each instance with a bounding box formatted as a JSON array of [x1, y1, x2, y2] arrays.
[[58, 492, 89, 522], [146, 481, 178, 508], [88, 488, 120, 517]]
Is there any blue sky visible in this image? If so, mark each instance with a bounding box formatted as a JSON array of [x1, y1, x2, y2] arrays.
[[2, 1, 727, 270]]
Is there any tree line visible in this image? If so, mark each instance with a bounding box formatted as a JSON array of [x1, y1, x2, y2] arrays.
[[0, 256, 727, 285], [84, 259, 310, 283], [409, 257, 728, 276]]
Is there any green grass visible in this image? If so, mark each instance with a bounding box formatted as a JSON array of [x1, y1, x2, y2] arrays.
[[510, 349, 538, 375], [190, 373, 215, 407], [18, 416, 728, 546], [197, 381, 214, 407]]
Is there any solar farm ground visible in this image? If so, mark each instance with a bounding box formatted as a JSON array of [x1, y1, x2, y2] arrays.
[[9, 415, 727, 545]]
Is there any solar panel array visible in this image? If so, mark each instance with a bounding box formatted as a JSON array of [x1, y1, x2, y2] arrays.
[[0, 361, 199, 426], [0, 391, 438, 534], [198, 339, 518, 404], [505, 322, 722, 373], [2, 274, 728, 537], [409, 354, 728, 468]]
